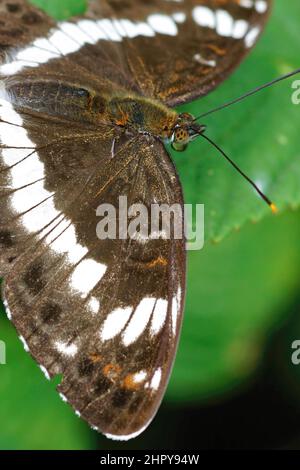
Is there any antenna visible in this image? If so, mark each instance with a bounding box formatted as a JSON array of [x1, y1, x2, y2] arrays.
[[194, 68, 300, 121], [201, 133, 278, 213]]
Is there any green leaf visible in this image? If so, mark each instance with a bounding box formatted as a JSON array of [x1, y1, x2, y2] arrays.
[[30, 0, 86, 19], [168, 209, 300, 401]]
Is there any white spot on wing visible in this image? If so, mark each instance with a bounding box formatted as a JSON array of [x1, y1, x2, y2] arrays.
[[255, 0, 268, 13], [245, 26, 261, 48], [150, 299, 168, 335], [39, 365, 50, 380], [192, 5, 254, 42], [0, 121, 33, 148], [133, 370, 147, 383], [10, 176, 51, 214], [172, 12, 186, 24], [97, 19, 122, 41], [59, 392, 68, 402], [88, 297, 100, 315], [104, 421, 151, 441], [100, 306, 133, 341], [70, 260, 106, 297], [0, 60, 36, 75], [194, 53, 216, 67], [113, 19, 154, 38], [19, 335, 29, 352], [171, 295, 178, 336], [3, 297, 12, 320], [55, 340, 78, 357], [49, 29, 79, 54], [192, 6, 216, 29], [16, 46, 58, 64], [77, 19, 107, 41], [122, 297, 156, 346], [232, 20, 249, 39], [216, 9, 234, 38], [150, 368, 162, 391], [239, 0, 253, 8], [147, 14, 178, 36], [59, 22, 94, 45], [21, 198, 58, 234], [33, 38, 59, 54], [171, 286, 181, 336], [48, 222, 88, 264]]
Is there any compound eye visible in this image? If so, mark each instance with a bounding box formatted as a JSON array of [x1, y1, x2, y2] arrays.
[[171, 127, 189, 152]]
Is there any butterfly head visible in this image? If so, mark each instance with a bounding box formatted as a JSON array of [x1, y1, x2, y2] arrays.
[[170, 113, 206, 152]]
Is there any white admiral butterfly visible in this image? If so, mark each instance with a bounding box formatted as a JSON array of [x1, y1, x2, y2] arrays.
[[1, 0, 298, 441]]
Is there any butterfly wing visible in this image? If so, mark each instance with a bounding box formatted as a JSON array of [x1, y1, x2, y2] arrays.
[[78, 0, 273, 105], [0, 94, 185, 438], [0, 1, 271, 106]]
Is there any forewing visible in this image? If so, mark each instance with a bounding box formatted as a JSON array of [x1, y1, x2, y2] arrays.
[[0, 98, 186, 438], [0, 1, 271, 106], [79, 0, 272, 105]]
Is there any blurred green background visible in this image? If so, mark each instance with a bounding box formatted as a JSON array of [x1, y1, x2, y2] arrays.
[[1, 0, 300, 450]]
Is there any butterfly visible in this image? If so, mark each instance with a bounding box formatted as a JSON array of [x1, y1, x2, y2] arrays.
[[0, 0, 272, 440]]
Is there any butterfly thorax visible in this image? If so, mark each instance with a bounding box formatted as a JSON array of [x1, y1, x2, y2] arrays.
[[108, 96, 177, 140], [108, 98, 207, 151]]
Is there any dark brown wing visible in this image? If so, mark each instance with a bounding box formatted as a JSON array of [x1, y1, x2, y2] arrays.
[[0, 0, 54, 57], [82, 0, 272, 105], [0, 0, 271, 106], [0, 95, 185, 438]]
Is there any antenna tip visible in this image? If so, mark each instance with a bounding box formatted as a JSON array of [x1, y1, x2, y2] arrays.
[[270, 203, 278, 214]]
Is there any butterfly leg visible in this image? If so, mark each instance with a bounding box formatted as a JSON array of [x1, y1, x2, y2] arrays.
[[110, 138, 116, 159]]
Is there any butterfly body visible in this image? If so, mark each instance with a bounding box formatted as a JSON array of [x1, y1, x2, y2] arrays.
[[5, 75, 178, 140], [5, 74, 204, 154]]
